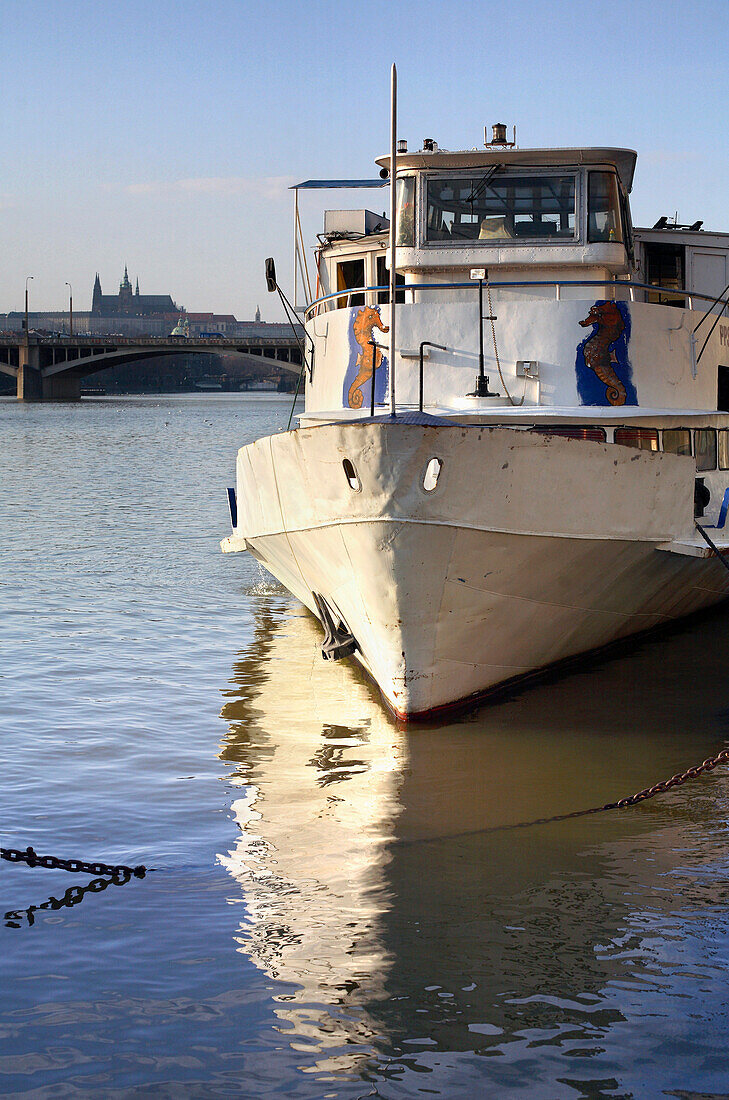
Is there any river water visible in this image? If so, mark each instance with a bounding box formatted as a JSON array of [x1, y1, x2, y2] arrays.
[[2, 393, 729, 1098]]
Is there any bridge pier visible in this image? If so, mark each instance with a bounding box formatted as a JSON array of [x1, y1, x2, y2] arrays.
[[16, 344, 42, 400], [41, 372, 81, 400], [16, 343, 81, 400]]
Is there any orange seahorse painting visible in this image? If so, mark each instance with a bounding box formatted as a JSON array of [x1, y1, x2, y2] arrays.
[[347, 307, 389, 409], [578, 301, 627, 406]]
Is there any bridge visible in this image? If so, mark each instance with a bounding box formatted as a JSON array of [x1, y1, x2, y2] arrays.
[[0, 331, 302, 400]]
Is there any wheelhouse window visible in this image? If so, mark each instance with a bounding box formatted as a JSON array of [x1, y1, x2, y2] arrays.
[[614, 427, 659, 451], [426, 174, 576, 242], [587, 171, 623, 243], [396, 176, 415, 246], [662, 428, 692, 456], [695, 428, 717, 471]]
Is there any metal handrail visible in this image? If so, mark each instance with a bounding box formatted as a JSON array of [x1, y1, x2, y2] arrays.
[[305, 278, 711, 320]]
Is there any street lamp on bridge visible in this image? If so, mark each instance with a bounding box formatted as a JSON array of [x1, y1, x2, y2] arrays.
[[24, 276, 33, 343], [65, 282, 73, 337]]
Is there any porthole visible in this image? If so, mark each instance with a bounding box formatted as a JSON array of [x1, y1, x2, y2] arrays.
[[423, 457, 443, 492], [342, 458, 361, 491]]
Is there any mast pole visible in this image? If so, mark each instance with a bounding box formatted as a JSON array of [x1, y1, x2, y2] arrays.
[[388, 62, 397, 416], [294, 187, 299, 311]]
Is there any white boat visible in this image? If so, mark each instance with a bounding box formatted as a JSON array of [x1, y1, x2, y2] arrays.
[[223, 74, 729, 719]]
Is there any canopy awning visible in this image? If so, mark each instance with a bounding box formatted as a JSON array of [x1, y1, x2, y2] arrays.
[[292, 179, 387, 190]]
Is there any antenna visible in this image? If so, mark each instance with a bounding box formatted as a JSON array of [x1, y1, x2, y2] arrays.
[[389, 63, 397, 417]]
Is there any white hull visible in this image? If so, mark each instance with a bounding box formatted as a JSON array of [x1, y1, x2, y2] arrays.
[[225, 421, 729, 718]]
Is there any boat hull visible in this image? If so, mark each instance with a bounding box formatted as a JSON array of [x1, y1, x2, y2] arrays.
[[227, 422, 728, 717]]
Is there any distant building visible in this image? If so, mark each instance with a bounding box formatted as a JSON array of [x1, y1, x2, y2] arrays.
[[2, 267, 287, 338], [91, 266, 178, 318]]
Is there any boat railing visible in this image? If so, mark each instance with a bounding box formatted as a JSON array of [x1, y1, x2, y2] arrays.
[[305, 279, 714, 320]]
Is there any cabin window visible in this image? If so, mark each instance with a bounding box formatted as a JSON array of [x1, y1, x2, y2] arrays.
[[376, 256, 406, 305], [336, 259, 365, 308], [614, 427, 659, 451], [396, 176, 415, 246], [342, 458, 361, 491], [587, 172, 623, 243], [529, 426, 606, 442], [718, 366, 729, 411], [643, 242, 685, 307], [719, 430, 729, 470], [426, 174, 576, 242], [423, 457, 443, 491], [662, 428, 692, 456], [695, 428, 717, 471]]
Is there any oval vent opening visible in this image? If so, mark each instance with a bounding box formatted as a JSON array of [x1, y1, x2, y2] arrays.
[[342, 458, 361, 491], [423, 457, 443, 492]]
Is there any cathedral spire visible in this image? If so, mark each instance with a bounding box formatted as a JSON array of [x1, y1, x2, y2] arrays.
[[92, 273, 102, 315], [135, 277, 139, 296]]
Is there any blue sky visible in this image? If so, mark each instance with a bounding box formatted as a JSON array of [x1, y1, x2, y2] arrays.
[[2, 0, 728, 319]]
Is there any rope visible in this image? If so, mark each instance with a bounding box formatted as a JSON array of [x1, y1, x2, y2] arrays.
[[485, 276, 523, 407], [695, 522, 729, 574]]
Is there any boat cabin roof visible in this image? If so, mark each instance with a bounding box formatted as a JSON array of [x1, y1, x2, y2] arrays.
[[375, 147, 637, 192]]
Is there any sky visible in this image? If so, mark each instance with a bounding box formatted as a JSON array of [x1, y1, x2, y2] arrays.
[[2, 0, 729, 321]]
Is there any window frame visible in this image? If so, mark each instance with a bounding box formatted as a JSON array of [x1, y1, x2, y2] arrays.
[[529, 425, 606, 442], [336, 258, 366, 308], [421, 168, 582, 249], [614, 427, 660, 451], [662, 427, 693, 457], [719, 428, 729, 470], [695, 427, 718, 471], [587, 170, 624, 245]]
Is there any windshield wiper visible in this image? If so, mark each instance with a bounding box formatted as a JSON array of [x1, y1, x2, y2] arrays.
[[467, 164, 502, 205]]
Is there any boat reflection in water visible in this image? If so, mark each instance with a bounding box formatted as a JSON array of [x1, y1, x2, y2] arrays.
[[219, 599, 729, 1093]]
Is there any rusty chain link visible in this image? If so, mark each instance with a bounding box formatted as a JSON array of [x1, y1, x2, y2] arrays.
[[397, 745, 729, 846], [1, 845, 146, 878], [500, 745, 729, 832], [602, 746, 729, 811]]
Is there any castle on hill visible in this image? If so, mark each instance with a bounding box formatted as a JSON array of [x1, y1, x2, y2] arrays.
[[92, 266, 178, 318], [4, 266, 271, 337]]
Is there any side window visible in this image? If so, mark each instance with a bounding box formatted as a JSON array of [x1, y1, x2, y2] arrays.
[[663, 428, 692, 456], [619, 186, 634, 264], [587, 172, 623, 244], [718, 365, 729, 411], [336, 259, 365, 308], [614, 427, 659, 451], [376, 256, 405, 305], [643, 241, 685, 307], [719, 429, 729, 470], [396, 176, 415, 246], [695, 428, 717, 471]]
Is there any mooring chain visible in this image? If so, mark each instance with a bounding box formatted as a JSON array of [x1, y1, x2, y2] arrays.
[[6, 874, 135, 930], [507, 745, 729, 832], [605, 746, 729, 810], [1, 845, 146, 879], [395, 744, 729, 846], [4, 748, 729, 872]]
